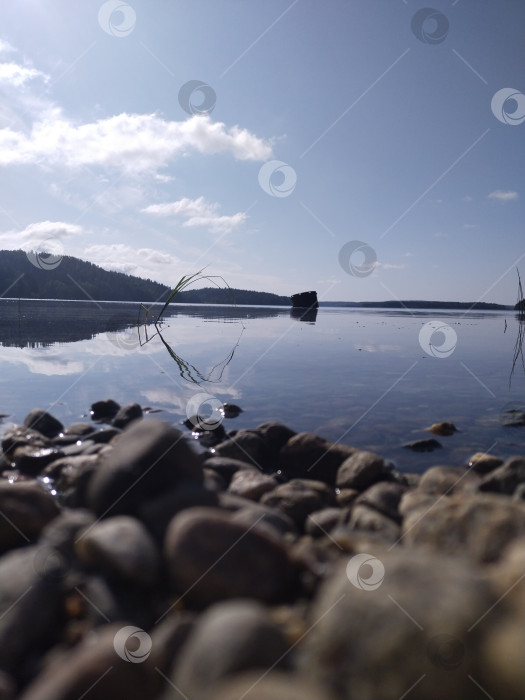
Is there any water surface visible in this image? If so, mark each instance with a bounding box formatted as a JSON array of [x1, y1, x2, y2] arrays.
[[1, 299, 524, 473]]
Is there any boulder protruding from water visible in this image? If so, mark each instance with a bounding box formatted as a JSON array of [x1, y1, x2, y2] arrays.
[[291, 291, 318, 308]]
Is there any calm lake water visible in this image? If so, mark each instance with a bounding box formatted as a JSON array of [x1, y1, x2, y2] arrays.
[[1, 299, 524, 473]]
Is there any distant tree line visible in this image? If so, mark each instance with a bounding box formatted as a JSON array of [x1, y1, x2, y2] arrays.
[[0, 250, 291, 305]]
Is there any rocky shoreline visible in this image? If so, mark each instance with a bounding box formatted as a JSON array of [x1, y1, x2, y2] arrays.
[[0, 401, 524, 699]]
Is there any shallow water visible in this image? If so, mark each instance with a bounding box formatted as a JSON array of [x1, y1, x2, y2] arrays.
[[0, 299, 524, 473]]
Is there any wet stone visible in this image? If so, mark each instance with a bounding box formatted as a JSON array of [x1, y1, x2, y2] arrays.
[[164, 507, 295, 608], [221, 403, 243, 419], [89, 398, 121, 422], [87, 419, 203, 517], [348, 503, 401, 542], [11, 445, 64, 477], [336, 450, 389, 491], [112, 402, 143, 429], [1, 427, 52, 461], [403, 438, 442, 452], [279, 432, 355, 485], [213, 430, 270, 470], [255, 421, 297, 458], [0, 480, 60, 553], [305, 507, 349, 538], [89, 427, 122, 443], [23, 409, 64, 439], [62, 422, 95, 437], [428, 421, 458, 436], [202, 456, 256, 485]]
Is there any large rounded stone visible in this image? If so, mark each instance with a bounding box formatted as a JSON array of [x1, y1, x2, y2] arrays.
[[228, 469, 278, 501], [279, 433, 355, 485], [0, 480, 60, 553], [167, 600, 289, 700], [75, 516, 160, 586], [418, 466, 480, 495], [213, 430, 270, 470], [164, 507, 295, 607], [260, 479, 336, 528], [477, 456, 525, 495], [354, 481, 407, 522], [301, 549, 495, 700], [402, 493, 525, 563], [87, 420, 203, 517], [23, 409, 64, 439], [336, 450, 388, 491]]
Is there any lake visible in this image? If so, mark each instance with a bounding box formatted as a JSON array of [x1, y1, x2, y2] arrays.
[[0, 299, 524, 473]]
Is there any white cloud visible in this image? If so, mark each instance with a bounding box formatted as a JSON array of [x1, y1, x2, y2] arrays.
[[488, 190, 519, 203], [143, 196, 247, 233], [0, 220, 82, 252], [0, 113, 273, 173], [0, 39, 15, 54], [82, 243, 182, 284], [372, 262, 407, 270], [0, 62, 49, 86]]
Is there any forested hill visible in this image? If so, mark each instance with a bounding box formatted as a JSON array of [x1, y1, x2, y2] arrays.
[[0, 250, 171, 302], [0, 250, 289, 305]]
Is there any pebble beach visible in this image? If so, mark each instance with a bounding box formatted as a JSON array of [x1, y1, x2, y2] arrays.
[[0, 400, 524, 700]]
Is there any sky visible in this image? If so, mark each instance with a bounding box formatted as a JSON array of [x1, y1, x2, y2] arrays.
[[0, 0, 524, 304]]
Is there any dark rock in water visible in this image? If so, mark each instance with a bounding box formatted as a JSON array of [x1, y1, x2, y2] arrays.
[[23, 409, 64, 439], [403, 438, 442, 452], [1, 426, 52, 460], [280, 432, 355, 485], [0, 546, 64, 676], [290, 306, 318, 322], [17, 623, 156, 700], [336, 450, 389, 491], [476, 456, 525, 495], [418, 465, 480, 495], [183, 419, 227, 447], [0, 480, 60, 553], [500, 406, 525, 427], [164, 507, 295, 607], [75, 515, 160, 587], [221, 403, 242, 419], [301, 550, 495, 700], [11, 445, 64, 477], [168, 600, 289, 700], [261, 479, 336, 528], [62, 422, 95, 437], [428, 421, 458, 436], [291, 290, 318, 308], [89, 398, 121, 422], [402, 492, 525, 563], [89, 427, 122, 444], [112, 402, 143, 429], [87, 420, 203, 517]]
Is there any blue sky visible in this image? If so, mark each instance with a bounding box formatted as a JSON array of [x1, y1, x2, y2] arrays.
[[0, 0, 524, 303]]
